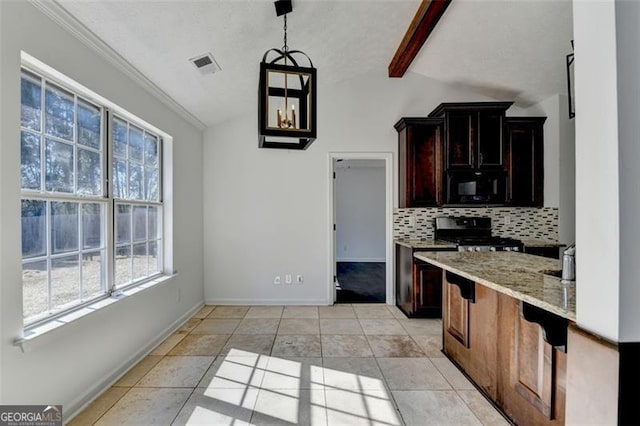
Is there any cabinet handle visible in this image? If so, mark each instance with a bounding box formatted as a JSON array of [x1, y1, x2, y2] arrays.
[[479, 153, 483, 165]]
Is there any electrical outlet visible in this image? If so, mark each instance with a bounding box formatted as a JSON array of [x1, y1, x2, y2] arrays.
[[274, 276, 281, 285], [504, 216, 511, 224], [296, 275, 304, 284], [408, 215, 416, 227], [343, 245, 347, 252], [285, 274, 292, 284]]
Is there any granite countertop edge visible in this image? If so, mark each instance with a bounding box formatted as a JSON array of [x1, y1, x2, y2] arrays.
[[394, 239, 458, 249], [413, 251, 576, 321]]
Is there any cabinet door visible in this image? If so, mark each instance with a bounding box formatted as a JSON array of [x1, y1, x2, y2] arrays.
[[444, 279, 470, 348], [497, 295, 566, 425], [505, 118, 545, 206], [478, 111, 503, 168], [413, 261, 442, 317], [395, 244, 414, 316], [396, 118, 443, 207], [513, 306, 554, 417], [446, 112, 475, 169]]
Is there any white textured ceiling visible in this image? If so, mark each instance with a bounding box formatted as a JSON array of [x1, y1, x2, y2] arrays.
[[57, 0, 421, 127], [57, 0, 573, 128], [409, 0, 574, 107]]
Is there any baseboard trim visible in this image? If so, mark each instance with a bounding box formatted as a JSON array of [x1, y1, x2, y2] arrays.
[[205, 298, 330, 306], [64, 301, 204, 422], [336, 258, 386, 263]]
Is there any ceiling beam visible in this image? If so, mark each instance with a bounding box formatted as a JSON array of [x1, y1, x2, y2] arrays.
[[388, 0, 452, 78]]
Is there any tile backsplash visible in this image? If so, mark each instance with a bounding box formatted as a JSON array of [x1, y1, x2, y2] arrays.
[[394, 207, 558, 241]]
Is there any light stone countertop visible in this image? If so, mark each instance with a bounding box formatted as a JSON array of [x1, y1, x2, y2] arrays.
[[520, 238, 566, 248], [413, 251, 576, 321], [395, 239, 458, 250]]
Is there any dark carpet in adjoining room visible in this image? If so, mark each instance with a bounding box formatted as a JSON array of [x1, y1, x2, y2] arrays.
[[336, 262, 386, 303]]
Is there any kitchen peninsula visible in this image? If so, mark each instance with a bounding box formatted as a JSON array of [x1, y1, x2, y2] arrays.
[[414, 251, 574, 425]]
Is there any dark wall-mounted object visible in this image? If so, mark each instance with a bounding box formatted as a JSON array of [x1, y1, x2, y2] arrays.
[[566, 40, 575, 119]]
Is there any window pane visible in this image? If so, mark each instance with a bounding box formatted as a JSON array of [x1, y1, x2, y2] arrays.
[[144, 133, 158, 166], [148, 206, 158, 240], [116, 204, 131, 244], [149, 240, 161, 276], [77, 100, 101, 149], [145, 167, 159, 201], [129, 163, 143, 200], [45, 139, 74, 193], [21, 131, 41, 190], [115, 245, 131, 287], [51, 255, 79, 311], [21, 200, 46, 258], [83, 203, 102, 249], [113, 158, 127, 199], [133, 206, 147, 241], [129, 125, 143, 162], [133, 243, 147, 280], [45, 84, 74, 141], [22, 260, 48, 321], [82, 250, 104, 300], [21, 73, 41, 131], [77, 148, 101, 195], [51, 202, 78, 254], [113, 117, 128, 157]]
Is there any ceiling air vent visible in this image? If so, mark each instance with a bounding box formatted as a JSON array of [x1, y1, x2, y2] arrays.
[[189, 53, 221, 75]]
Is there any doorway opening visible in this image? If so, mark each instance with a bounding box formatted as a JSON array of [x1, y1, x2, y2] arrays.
[[328, 153, 394, 305]]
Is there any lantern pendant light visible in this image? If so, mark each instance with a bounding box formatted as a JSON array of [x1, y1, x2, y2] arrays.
[[258, 0, 317, 150]]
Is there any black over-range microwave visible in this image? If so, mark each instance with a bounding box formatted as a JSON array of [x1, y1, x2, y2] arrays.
[[445, 170, 507, 205]]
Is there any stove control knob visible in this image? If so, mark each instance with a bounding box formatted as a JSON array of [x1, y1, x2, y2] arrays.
[[490, 247, 497, 252], [467, 247, 474, 252], [475, 247, 482, 252], [504, 247, 512, 251], [512, 247, 519, 252]]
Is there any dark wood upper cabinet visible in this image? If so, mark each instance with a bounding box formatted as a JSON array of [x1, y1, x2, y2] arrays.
[[504, 117, 546, 207], [429, 102, 513, 170], [395, 117, 444, 207]]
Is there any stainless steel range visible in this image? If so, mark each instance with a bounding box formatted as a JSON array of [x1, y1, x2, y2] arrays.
[[434, 216, 523, 252]]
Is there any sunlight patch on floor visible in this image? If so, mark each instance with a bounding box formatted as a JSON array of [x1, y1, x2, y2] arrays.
[[189, 348, 402, 425]]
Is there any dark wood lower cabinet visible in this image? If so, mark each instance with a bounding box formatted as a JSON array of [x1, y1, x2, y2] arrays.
[[395, 244, 444, 318], [413, 261, 442, 317], [442, 272, 567, 425]]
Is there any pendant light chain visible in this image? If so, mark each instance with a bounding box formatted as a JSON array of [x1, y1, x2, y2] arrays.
[[282, 14, 288, 53]]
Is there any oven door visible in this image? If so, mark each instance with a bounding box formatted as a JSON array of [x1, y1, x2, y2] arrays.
[[446, 170, 506, 205]]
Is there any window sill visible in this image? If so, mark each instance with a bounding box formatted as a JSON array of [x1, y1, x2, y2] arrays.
[[14, 273, 177, 353]]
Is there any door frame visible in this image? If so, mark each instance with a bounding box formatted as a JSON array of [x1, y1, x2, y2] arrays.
[[327, 152, 395, 305]]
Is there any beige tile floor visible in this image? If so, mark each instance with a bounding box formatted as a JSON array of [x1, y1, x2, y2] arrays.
[[69, 304, 510, 426]]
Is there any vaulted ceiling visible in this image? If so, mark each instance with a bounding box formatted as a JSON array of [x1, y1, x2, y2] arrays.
[[57, 0, 573, 128]]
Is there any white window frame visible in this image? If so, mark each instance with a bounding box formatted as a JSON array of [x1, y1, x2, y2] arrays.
[[20, 58, 168, 329]]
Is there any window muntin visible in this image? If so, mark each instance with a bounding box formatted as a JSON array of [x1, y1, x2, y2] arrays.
[[20, 67, 164, 326]]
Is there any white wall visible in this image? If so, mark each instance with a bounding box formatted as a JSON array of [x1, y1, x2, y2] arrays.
[[615, 0, 640, 342], [558, 94, 576, 245], [516, 94, 575, 244], [202, 68, 519, 305], [573, 0, 620, 341], [0, 1, 204, 412], [335, 162, 385, 262]]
